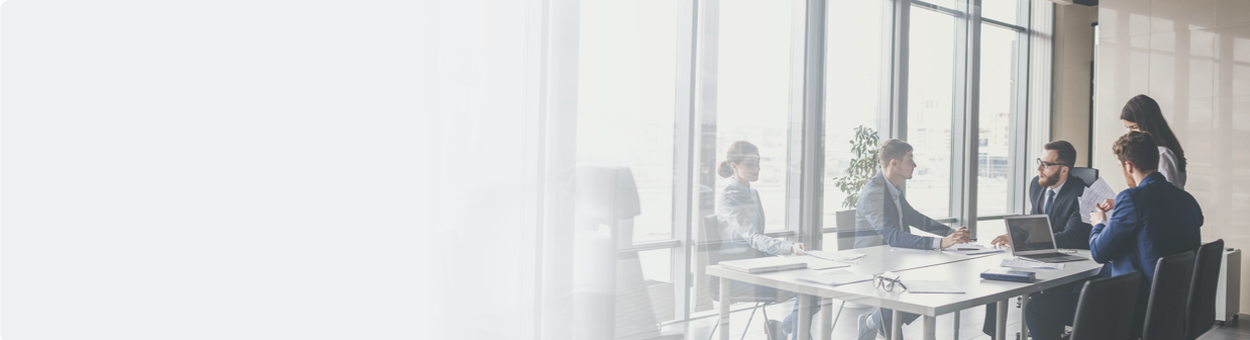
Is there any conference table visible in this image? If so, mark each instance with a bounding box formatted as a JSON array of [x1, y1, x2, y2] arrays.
[[706, 245, 1104, 340]]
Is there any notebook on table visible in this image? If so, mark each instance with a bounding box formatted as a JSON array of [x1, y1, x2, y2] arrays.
[[719, 257, 808, 274], [1003, 214, 1088, 263]]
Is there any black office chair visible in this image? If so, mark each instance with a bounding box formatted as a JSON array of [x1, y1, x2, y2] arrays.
[[697, 215, 792, 340], [1142, 251, 1196, 340], [1069, 167, 1099, 186], [1186, 240, 1225, 340], [1069, 270, 1142, 340]]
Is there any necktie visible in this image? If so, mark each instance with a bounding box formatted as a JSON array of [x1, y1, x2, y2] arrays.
[[1045, 189, 1056, 215]]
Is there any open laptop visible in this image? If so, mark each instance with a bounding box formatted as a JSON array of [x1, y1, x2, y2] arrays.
[[1002, 214, 1088, 263]]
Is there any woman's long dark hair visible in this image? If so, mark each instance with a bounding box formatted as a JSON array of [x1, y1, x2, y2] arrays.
[[1121, 94, 1186, 173]]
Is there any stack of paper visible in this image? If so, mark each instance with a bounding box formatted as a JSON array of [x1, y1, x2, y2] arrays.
[[1078, 178, 1119, 224]]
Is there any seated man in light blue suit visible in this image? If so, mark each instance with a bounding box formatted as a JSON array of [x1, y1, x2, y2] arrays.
[[853, 138, 970, 340]]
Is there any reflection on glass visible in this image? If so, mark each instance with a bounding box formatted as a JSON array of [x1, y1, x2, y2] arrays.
[[977, 25, 1019, 216], [906, 8, 956, 218], [576, 0, 678, 242]]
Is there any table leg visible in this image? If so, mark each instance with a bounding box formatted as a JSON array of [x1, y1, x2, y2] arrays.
[[798, 295, 812, 340], [995, 299, 1008, 340], [1020, 294, 1030, 340], [719, 278, 730, 340], [820, 298, 832, 340], [922, 315, 936, 340], [953, 311, 960, 340], [891, 309, 903, 340]]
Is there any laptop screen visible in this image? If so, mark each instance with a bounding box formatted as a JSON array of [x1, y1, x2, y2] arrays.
[[1005, 215, 1056, 252]]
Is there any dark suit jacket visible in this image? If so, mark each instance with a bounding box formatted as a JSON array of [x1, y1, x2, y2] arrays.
[[1028, 175, 1093, 249], [1090, 172, 1204, 333], [853, 172, 952, 249]]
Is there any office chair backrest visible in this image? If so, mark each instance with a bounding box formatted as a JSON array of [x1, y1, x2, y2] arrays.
[[1069, 167, 1099, 186], [1070, 270, 1142, 340], [835, 209, 857, 251], [1186, 240, 1226, 340], [698, 214, 760, 300], [1143, 251, 1197, 340]]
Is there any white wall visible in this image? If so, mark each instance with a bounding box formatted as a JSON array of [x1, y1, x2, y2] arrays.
[[1096, 0, 1250, 311], [1053, 4, 1098, 167]]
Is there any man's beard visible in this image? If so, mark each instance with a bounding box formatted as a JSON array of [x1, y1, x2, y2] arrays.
[[1038, 170, 1062, 187]]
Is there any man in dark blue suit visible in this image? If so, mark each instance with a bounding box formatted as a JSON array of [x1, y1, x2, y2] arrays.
[[982, 141, 1093, 337], [852, 139, 971, 340], [1024, 131, 1204, 340]]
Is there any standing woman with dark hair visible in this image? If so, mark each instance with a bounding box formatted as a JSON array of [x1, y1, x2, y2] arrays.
[[716, 140, 809, 339], [1121, 94, 1188, 189]]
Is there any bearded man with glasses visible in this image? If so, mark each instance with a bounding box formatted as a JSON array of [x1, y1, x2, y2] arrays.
[[979, 140, 1094, 338]]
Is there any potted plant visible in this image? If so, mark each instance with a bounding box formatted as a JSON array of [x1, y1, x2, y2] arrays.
[[834, 125, 879, 208], [830, 125, 878, 251]]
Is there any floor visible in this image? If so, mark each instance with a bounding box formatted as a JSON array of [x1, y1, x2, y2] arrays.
[[660, 300, 1250, 340]]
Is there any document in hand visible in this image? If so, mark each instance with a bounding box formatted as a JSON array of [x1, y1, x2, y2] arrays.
[[796, 269, 873, 286], [1078, 178, 1119, 224]]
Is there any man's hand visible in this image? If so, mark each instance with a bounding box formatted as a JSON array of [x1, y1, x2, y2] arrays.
[[791, 242, 806, 255], [1091, 198, 1113, 225], [1097, 198, 1115, 212], [990, 233, 1010, 247], [941, 226, 971, 249]]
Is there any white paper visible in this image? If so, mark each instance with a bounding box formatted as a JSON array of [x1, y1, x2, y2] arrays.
[[797, 257, 851, 270], [903, 280, 964, 294], [1078, 178, 1119, 224], [889, 247, 933, 254], [944, 243, 1006, 256], [1000, 259, 1064, 270], [796, 269, 873, 286], [802, 250, 867, 264]]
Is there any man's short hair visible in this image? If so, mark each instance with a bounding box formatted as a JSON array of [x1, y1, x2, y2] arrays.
[[1112, 131, 1160, 171], [1044, 140, 1078, 167], [878, 139, 913, 169]]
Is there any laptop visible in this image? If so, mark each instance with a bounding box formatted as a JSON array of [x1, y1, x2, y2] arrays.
[[1002, 214, 1088, 263]]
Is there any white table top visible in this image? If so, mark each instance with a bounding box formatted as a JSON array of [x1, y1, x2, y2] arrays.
[[707, 246, 1104, 316]]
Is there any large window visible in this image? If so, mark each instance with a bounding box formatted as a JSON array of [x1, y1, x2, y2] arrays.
[[823, 0, 888, 248], [977, 24, 1022, 217], [543, 0, 1042, 330], [712, 0, 801, 233], [906, 7, 957, 218]]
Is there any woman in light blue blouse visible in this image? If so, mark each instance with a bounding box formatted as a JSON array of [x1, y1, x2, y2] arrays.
[[716, 141, 810, 340]]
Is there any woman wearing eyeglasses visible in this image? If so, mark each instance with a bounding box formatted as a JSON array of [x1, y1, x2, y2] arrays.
[[716, 140, 810, 340], [1121, 94, 1187, 189]]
